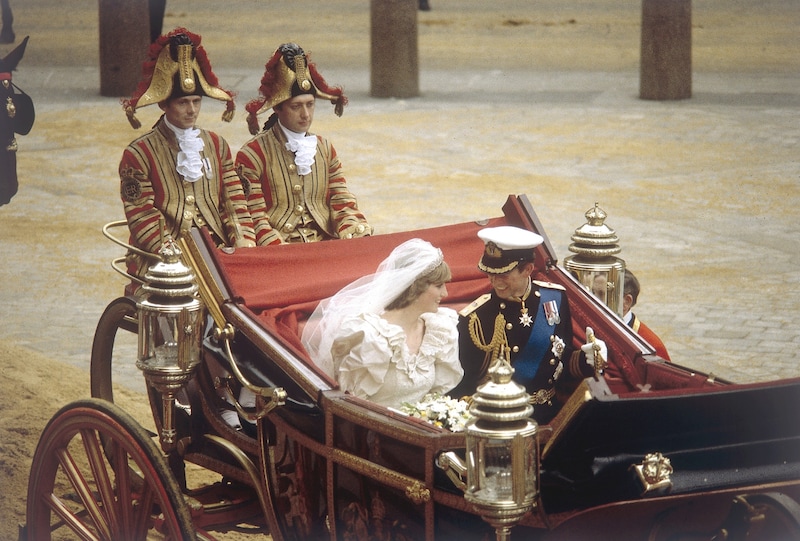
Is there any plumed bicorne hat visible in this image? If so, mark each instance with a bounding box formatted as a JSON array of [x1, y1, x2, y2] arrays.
[[245, 43, 347, 135], [122, 27, 235, 129]]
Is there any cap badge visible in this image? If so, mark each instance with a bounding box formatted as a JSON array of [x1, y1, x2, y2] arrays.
[[485, 241, 502, 258]]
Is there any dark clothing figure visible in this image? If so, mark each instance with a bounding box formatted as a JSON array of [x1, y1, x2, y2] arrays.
[[453, 280, 594, 424], [0, 36, 33, 206], [0, 0, 13, 44], [451, 225, 606, 425]]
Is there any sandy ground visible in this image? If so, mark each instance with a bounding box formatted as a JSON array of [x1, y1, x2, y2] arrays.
[[1, 0, 799, 538]]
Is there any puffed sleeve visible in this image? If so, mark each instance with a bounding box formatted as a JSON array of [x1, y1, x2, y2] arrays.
[[331, 314, 395, 400], [422, 308, 463, 396]]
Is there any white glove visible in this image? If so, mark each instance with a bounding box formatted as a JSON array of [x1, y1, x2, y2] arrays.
[[581, 326, 608, 373]]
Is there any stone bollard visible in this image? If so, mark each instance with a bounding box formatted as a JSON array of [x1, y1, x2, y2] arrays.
[[370, 0, 420, 98], [99, 0, 151, 97], [639, 0, 692, 100]]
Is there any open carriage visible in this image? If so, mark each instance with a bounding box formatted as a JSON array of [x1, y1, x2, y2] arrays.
[[22, 195, 800, 540]]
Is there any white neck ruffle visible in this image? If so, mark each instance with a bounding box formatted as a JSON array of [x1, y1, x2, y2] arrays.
[[165, 117, 205, 182], [280, 123, 317, 176]]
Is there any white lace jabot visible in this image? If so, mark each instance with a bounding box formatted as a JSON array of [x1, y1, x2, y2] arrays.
[[280, 123, 317, 176], [165, 117, 205, 182]]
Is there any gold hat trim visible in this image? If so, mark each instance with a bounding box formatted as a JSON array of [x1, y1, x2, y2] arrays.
[[136, 44, 232, 109], [254, 54, 339, 116]]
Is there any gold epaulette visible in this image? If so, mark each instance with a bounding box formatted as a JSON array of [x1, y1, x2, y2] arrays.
[[532, 279, 565, 291], [459, 293, 492, 317]]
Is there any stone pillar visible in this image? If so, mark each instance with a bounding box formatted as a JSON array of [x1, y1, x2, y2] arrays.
[[639, 0, 692, 100], [98, 0, 151, 97], [370, 0, 419, 99]]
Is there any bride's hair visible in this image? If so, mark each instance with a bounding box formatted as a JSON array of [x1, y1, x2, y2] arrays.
[[385, 261, 451, 311]]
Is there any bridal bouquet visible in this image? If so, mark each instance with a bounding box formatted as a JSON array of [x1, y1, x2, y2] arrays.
[[398, 393, 472, 432]]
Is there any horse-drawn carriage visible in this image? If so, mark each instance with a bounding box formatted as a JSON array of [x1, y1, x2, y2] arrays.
[[22, 195, 800, 540]]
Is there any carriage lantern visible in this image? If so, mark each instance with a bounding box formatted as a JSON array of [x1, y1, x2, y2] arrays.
[[563, 202, 627, 317], [136, 235, 204, 450], [464, 354, 539, 541]]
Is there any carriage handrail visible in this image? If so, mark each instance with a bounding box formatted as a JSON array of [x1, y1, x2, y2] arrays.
[[102, 220, 158, 259], [102, 220, 159, 285], [214, 323, 287, 421]]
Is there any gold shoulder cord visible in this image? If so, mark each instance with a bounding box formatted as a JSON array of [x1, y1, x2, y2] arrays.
[[468, 312, 510, 375]]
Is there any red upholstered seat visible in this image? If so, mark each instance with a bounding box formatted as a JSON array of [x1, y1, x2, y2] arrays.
[[205, 217, 508, 360]]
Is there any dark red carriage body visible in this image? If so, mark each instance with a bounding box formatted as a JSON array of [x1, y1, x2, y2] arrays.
[[178, 194, 800, 540]]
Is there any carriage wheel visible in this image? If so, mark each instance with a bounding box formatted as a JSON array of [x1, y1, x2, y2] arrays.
[[90, 296, 139, 404], [25, 398, 196, 540]]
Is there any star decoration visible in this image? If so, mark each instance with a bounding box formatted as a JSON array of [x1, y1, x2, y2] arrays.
[[520, 311, 533, 327]]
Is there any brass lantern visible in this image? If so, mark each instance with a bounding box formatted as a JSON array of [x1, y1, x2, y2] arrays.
[[464, 355, 538, 541], [136, 235, 203, 450], [563, 202, 626, 317]]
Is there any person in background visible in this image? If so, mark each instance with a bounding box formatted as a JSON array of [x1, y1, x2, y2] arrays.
[[623, 270, 671, 360], [451, 226, 607, 424], [302, 239, 462, 407], [0, 0, 13, 44], [119, 28, 255, 281], [237, 42, 371, 245]]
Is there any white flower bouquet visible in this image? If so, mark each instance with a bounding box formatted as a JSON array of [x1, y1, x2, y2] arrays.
[[398, 393, 472, 432]]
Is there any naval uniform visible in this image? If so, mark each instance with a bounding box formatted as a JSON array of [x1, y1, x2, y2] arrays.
[[236, 123, 371, 245], [452, 280, 595, 424]]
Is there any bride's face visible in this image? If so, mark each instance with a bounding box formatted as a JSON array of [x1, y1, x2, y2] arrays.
[[411, 282, 448, 314]]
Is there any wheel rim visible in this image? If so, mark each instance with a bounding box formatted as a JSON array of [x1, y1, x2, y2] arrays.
[[26, 398, 195, 540], [90, 296, 139, 404]]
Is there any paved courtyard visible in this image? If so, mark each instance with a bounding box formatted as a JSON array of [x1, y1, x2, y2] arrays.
[[1, 0, 799, 384]]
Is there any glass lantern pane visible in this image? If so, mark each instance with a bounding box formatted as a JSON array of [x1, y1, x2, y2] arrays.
[[467, 437, 514, 501], [153, 313, 179, 366]]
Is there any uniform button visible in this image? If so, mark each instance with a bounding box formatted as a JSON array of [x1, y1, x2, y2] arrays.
[[356, 224, 365, 234], [512, 346, 519, 353], [183, 210, 193, 220], [505, 322, 513, 330], [500, 303, 506, 309], [185, 195, 195, 205], [550, 359, 556, 365], [195, 215, 206, 226], [535, 291, 541, 297], [294, 205, 304, 214], [283, 223, 294, 232], [292, 184, 302, 193], [548, 378, 553, 384], [288, 164, 296, 172]]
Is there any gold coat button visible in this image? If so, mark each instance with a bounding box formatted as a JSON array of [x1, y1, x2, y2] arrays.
[[292, 184, 302, 193], [283, 223, 294, 232], [294, 205, 304, 215], [288, 164, 296, 172], [185, 195, 195, 205], [506, 322, 513, 330], [512, 346, 519, 353], [195, 214, 206, 226], [500, 302, 506, 309], [550, 359, 556, 365], [183, 210, 193, 220]]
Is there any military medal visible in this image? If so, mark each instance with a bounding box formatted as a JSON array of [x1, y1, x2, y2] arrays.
[[518, 279, 533, 327], [543, 300, 560, 325]]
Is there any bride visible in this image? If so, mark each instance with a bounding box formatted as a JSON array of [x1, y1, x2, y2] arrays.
[[302, 239, 463, 407]]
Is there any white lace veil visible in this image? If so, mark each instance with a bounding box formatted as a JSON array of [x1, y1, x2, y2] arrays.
[[301, 238, 444, 378]]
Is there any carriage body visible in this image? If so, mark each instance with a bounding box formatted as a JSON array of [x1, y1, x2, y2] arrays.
[[24, 194, 800, 540]]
